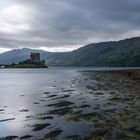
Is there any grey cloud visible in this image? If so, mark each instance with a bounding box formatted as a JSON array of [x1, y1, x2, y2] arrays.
[[0, 0, 140, 51]]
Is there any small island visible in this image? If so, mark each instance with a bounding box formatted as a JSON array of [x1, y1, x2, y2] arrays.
[[4, 52, 48, 68]]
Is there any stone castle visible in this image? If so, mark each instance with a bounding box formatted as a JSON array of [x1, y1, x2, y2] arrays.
[[18, 52, 48, 68]]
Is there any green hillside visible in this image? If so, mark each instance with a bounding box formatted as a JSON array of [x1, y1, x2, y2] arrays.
[[0, 37, 140, 67], [47, 37, 140, 67]]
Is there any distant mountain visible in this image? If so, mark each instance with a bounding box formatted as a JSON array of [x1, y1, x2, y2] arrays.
[[0, 48, 56, 64], [0, 37, 140, 66]]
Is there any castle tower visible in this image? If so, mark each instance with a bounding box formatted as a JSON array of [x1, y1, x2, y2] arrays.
[[30, 52, 41, 63]]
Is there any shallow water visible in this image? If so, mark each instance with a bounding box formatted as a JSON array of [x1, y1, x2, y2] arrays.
[[0, 68, 140, 140]]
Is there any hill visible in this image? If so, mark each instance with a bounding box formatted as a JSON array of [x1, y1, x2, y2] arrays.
[[0, 37, 140, 67], [46, 37, 140, 67], [0, 48, 56, 64]]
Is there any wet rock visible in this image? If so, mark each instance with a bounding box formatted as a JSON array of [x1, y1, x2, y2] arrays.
[[94, 104, 101, 110], [72, 107, 83, 114], [31, 113, 53, 120], [47, 94, 57, 98], [94, 120, 116, 128], [20, 135, 33, 139], [66, 135, 81, 140], [45, 129, 62, 139], [32, 123, 50, 131], [86, 85, 97, 91], [45, 116, 54, 119], [108, 97, 122, 102], [90, 128, 108, 136], [94, 92, 104, 95], [79, 104, 90, 108], [20, 95, 25, 97], [85, 134, 103, 140], [43, 92, 50, 95], [19, 109, 29, 112], [0, 118, 15, 122], [39, 99, 45, 102], [61, 90, 75, 92], [53, 94, 70, 100], [36, 116, 53, 120], [132, 129, 140, 136], [127, 125, 138, 132], [2, 136, 18, 140], [48, 107, 72, 115], [33, 102, 40, 104], [109, 91, 116, 95], [0, 109, 4, 112], [47, 100, 74, 107], [116, 131, 132, 139], [26, 115, 32, 119]]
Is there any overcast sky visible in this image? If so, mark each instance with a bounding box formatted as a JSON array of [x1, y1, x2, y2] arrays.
[[0, 0, 140, 53]]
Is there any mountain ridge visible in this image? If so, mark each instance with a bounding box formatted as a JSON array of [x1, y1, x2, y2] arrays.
[[0, 37, 140, 66]]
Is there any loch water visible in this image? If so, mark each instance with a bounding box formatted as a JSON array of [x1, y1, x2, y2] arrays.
[[0, 68, 140, 140]]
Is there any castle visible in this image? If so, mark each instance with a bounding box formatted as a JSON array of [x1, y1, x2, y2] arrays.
[[30, 52, 41, 63], [18, 52, 48, 68]]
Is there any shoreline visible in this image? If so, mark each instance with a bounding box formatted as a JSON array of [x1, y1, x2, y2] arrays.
[[0, 66, 140, 78], [81, 68, 140, 79]]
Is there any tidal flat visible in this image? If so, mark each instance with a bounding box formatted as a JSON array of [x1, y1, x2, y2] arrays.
[[0, 68, 140, 140]]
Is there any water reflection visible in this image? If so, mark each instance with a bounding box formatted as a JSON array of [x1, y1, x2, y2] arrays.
[[0, 68, 140, 139]]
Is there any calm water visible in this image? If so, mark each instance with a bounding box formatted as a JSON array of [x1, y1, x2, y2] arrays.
[[0, 68, 140, 140]]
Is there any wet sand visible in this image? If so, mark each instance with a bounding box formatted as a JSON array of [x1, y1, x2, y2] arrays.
[[0, 68, 140, 140]]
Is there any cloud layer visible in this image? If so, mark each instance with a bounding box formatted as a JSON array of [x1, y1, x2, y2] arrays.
[[0, 0, 140, 52]]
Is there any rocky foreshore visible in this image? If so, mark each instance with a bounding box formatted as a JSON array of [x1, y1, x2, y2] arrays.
[[106, 69, 140, 79], [0, 68, 140, 139]]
